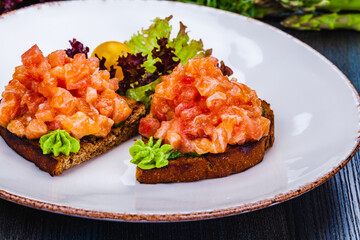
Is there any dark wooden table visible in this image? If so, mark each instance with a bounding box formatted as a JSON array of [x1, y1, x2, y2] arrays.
[[0, 9, 360, 240]]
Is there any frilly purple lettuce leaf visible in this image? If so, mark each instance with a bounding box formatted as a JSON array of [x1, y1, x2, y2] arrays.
[[117, 37, 180, 94], [95, 54, 116, 78], [117, 53, 148, 93], [65, 38, 90, 58], [125, 15, 173, 73], [116, 15, 213, 105], [151, 38, 180, 76]]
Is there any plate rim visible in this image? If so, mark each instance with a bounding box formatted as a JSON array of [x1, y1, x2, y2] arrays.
[[1, 143, 358, 222], [0, 0, 360, 222]]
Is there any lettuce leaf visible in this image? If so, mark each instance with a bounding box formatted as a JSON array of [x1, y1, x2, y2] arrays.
[[125, 78, 162, 108], [169, 22, 212, 65], [125, 15, 211, 74], [96, 54, 116, 78], [65, 38, 90, 58], [117, 53, 148, 93], [125, 16, 173, 73], [168, 150, 203, 160], [151, 38, 180, 77], [118, 15, 212, 108]]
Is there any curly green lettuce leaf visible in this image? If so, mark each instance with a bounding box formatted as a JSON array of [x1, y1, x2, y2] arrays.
[[125, 15, 211, 73], [169, 21, 212, 65], [130, 137, 173, 170], [119, 15, 212, 108], [39, 130, 80, 157], [125, 16, 173, 73], [125, 78, 162, 108]]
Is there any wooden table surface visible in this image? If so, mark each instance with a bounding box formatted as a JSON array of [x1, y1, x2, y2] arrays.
[[0, 5, 360, 240]]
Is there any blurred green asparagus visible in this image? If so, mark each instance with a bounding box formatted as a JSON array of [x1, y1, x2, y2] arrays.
[[277, 0, 360, 12], [172, 0, 285, 17], [4, 0, 360, 31], [172, 0, 360, 31], [281, 13, 360, 30]]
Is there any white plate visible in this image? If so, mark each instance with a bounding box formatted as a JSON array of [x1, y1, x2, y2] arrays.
[[0, 0, 359, 222]]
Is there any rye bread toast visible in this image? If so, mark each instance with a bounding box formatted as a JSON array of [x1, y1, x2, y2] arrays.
[[0, 97, 146, 176], [135, 100, 274, 184]]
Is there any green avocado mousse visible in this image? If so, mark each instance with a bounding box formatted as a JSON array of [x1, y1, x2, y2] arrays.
[[39, 130, 80, 156], [129, 137, 173, 170]]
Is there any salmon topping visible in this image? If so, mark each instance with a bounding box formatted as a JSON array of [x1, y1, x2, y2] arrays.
[[0, 45, 132, 139], [139, 56, 270, 154]]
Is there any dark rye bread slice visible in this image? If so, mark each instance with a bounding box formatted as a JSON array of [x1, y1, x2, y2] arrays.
[[0, 97, 146, 176], [136, 100, 274, 184]]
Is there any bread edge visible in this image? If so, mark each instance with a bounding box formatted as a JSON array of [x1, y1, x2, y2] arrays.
[[0, 97, 146, 176]]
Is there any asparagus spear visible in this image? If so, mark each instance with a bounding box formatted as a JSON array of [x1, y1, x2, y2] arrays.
[[172, 0, 255, 16], [278, 0, 360, 12], [254, 0, 287, 17], [281, 13, 360, 30], [254, 6, 286, 17]]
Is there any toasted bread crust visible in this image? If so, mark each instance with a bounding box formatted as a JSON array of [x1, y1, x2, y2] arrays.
[[136, 100, 274, 184], [0, 97, 146, 176]]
